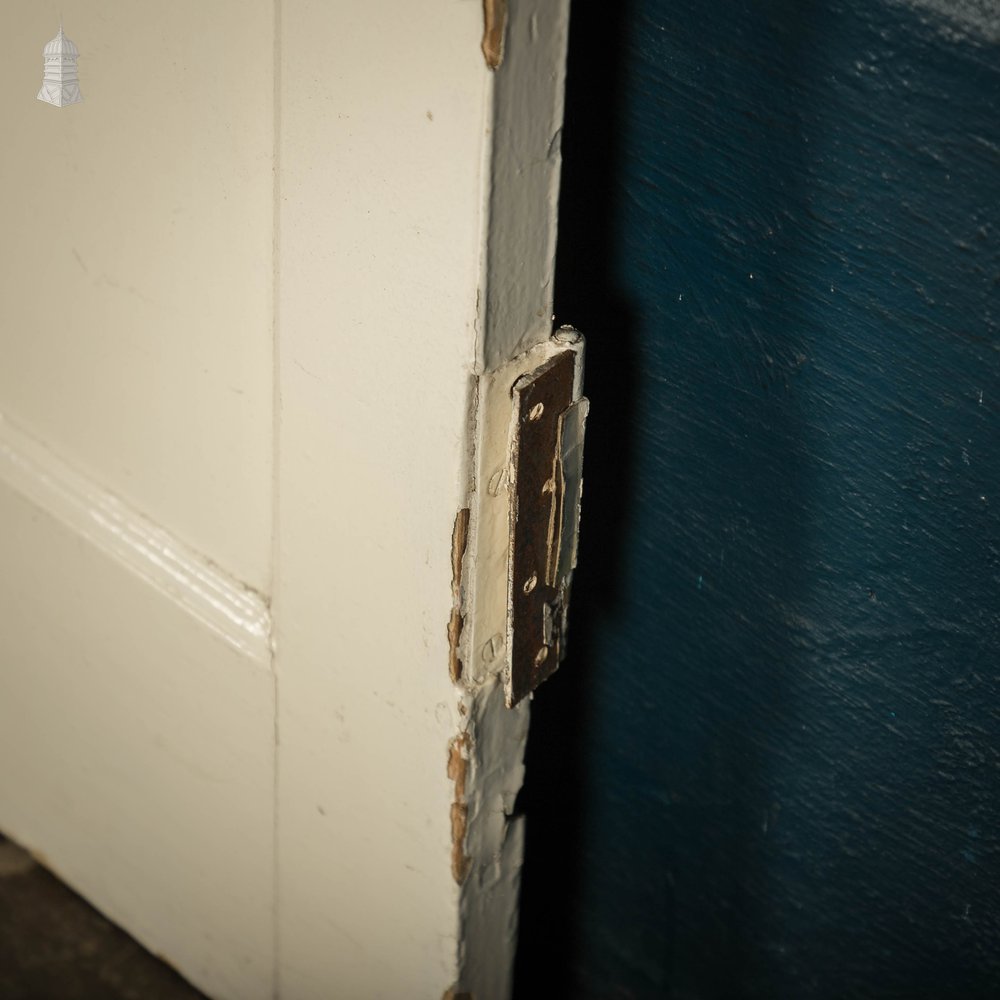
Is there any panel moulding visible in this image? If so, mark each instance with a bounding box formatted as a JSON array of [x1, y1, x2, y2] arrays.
[[0, 411, 272, 667]]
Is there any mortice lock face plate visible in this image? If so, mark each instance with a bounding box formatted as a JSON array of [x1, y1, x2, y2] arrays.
[[466, 332, 588, 707], [509, 351, 577, 703]]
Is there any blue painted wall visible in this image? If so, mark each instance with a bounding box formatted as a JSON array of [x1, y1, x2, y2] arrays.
[[515, 1, 1000, 997]]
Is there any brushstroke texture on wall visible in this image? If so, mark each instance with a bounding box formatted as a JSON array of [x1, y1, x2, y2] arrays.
[[517, 0, 1000, 996]]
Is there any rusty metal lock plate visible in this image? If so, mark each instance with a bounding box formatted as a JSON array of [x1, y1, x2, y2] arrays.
[[507, 349, 583, 706]]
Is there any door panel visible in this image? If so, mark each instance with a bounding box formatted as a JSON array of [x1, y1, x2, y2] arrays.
[[0, 477, 274, 1000], [0, 2, 573, 996], [0, 3, 273, 591], [0, 7, 276, 997]]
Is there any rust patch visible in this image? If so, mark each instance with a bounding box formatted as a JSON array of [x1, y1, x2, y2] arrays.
[[448, 732, 473, 884], [443, 989, 474, 1000], [448, 508, 471, 683], [481, 0, 508, 70]]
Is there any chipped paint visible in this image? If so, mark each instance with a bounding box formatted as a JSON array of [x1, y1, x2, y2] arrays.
[[477, 1, 572, 371], [452, 1, 572, 994], [481, 0, 508, 70], [448, 508, 471, 683], [453, 678, 530, 999], [448, 732, 473, 884]]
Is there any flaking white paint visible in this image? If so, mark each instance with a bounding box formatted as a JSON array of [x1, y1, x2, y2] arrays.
[[479, 0, 572, 373], [0, 1, 572, 996], [455, 679, 531, 999], [275, 0, 572, 995], [455, 1, 574, 994], [464, 337, 585, 694], [274, 2, 487, 995]]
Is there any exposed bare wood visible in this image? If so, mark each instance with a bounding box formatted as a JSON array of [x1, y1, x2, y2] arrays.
[[481, 0, 508, 69]]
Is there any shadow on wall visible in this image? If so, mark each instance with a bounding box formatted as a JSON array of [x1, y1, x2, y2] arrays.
[[512, 0, 638, 993], [518, 0, 1000, 998], [517, 0, 826, 996]]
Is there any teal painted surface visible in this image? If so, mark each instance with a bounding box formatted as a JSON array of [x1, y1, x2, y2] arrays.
[[516, 1, 1000, 997]]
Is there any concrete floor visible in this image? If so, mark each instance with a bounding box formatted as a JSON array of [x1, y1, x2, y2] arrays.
[[0, 835, 206, 999]]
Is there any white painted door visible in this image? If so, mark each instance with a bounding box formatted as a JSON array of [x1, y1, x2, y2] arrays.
[[0, 3, 571, 998]]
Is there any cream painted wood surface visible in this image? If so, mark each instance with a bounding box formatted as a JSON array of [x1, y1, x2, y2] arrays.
[[0, 3, 274, 593], [0, 2, 571, 998]]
